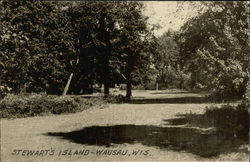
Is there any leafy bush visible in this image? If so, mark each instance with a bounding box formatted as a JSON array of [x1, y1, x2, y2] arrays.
[[183, 101, 249, 140], [142, 66, 192, 90], [0, 93, 106, 119], [103, 94, 126, 103], [0, 85, 12, 99], [204, 102, 249, 139]]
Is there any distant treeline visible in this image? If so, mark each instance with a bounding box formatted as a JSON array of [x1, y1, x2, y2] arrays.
[[147, 1, 249, 99]]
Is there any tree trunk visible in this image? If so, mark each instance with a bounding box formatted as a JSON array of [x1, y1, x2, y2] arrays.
[[104, 81, 109, 97], [103, 60, 110, 97], [156, 82, 159, 91], [62, 73, 73, 96], [156, 74, 159, 91], [126, 81, 132, 101], [99, 14, 111, 97]]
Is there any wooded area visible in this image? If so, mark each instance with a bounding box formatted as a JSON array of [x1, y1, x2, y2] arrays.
[[0, 1, 249, 100], [0, 2, 249, 161]]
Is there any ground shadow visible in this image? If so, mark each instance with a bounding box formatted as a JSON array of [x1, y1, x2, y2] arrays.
[[164, 113, 249, 141], [46, 124, 247, 157], [150, 91, 197, 95], [129, 96, 215, 104]]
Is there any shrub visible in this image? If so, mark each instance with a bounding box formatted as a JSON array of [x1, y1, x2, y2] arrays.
[[0, 93, 106, 119], [204, 102, 249, 140], [0, 85, 12, 99], [103, 94, 126, 103], [182, 101, 249, 140]]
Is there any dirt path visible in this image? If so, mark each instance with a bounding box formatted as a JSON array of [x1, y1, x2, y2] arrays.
[[1, 102, 248, 162]]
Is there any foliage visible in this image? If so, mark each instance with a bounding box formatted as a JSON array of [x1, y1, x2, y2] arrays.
[[103, 94, 126, 103], [182, 102, 249, 140], [155, 30, 180, 71], [178, 1, 249, 98], [205, 103, 248, 139], [115, 2, 156, 98], [0, 85, 11, 99], [0, 0, 76, 94], [64, 2, 155, 98], [152, 30, 191, 90], [0, 93, 106, 119], [66, 2, 123, 95], [0, 1, 155, 97], [1, 1, 248, 101]]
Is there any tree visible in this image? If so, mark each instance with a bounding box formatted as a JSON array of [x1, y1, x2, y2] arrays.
[[153, 29, 189, 89], [66, 2, 155, 98], [178, 1, 249, 98], [0, 0, 75, 94], [0, 1, 155, 98], [114, 2, 156, 99], [65, 2, 127, 96]]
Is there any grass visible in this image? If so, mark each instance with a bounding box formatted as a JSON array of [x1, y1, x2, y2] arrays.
[[167, 101, 249, 140], [0, 93, 107, 119], [1, 97, 248, 161]]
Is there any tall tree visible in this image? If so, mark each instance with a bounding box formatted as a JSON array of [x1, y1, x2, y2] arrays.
[[67, 2, 154, 98], [115, 2, 155, 99], [154, 29, 187, 89], [178, 1, 249, 98], [0, 0, 75, 94], [0, 1, 155, 98]]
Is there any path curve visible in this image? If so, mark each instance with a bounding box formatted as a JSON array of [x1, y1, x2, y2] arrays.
[[1, 103, 247, 161]]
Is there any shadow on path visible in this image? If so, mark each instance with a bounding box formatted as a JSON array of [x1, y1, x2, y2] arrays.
[[129, 96, 214, 104], [46, 124, 247, 157], [150, 91, 198, 95]]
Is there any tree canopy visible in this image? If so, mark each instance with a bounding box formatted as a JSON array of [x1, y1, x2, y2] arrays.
[[177, 1, 249, 98], [0, 1, 248, 100], [0, 1, 155, 99]]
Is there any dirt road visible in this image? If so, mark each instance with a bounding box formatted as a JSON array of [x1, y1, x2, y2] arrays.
[[1, 101, 248, 162]]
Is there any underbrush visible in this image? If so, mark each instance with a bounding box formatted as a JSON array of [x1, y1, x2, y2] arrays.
[[183, 101, 249, 140], [0, 93, 106, 119], [103, 94, 126, 103]]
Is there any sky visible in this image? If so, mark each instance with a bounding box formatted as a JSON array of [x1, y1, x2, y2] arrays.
[[142, 1, 198, 37]]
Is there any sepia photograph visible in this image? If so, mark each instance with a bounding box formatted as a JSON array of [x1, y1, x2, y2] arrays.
[[0, 1, 249, 161]]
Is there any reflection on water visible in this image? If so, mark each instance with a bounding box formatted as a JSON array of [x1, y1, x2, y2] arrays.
[[47, 124, 247, 157]]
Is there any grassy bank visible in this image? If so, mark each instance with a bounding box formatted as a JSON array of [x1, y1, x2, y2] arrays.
[[168, 101, 249, 140], [0, 93, 107, 119]]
